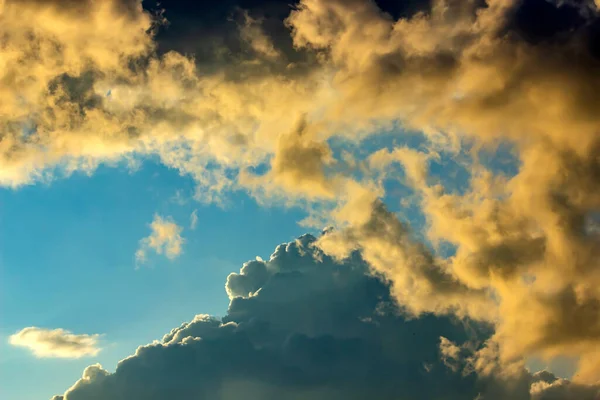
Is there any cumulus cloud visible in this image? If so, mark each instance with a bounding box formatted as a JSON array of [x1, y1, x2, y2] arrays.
[[54, 235, 600, 399], [440, 337, 600, 400], [136, 214, 184, 264], [9, 327, 101, 358]]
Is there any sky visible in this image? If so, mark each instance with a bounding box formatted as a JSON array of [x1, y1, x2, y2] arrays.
[[1, 0, 600, 399], [0, 161, 312, 399]]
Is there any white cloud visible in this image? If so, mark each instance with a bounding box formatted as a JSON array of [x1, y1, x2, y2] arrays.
[[136, 215, 185, 265], [9, 327, 101, 358]]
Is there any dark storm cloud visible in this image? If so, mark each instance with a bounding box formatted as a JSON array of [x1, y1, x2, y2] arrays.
[[52, 235, 482, 400], [53, 235, 599, 400]]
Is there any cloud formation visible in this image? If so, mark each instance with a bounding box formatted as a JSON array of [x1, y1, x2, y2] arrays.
[[317, 142, 600, 384], [284, 0, 600, 382], [53, 235, 600, 399], [9, 327, 101, 359], [136, 214, 184, 264], [3, 0, 600, 391], [0, 0, 324, 204]]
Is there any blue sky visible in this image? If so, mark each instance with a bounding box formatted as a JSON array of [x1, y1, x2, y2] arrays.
[[0, 161, 312, 400]]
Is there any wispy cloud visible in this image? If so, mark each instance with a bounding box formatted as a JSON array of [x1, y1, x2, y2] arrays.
[[190, 209, 198, 230], [9, 327, 101, 359]]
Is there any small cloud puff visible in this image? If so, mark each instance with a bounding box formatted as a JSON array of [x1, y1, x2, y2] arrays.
[[9, 327, 101, 359], [136, 214, 185, 265]]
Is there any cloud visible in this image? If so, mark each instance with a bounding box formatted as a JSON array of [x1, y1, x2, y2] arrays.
[[315, 142, 600, 383], [239, 11, 282, 61], [0, 0, 329, 203], [136, 215, 184, 264], [316, 183, 495, 321], [241, 115, 338, 200], [530, 375, 600, 400], [391, 145, 600, 382], [0, 0, 157, 185], [53, 235, 600, 399], [284, 0, 600, 381], [190, 209, 198, 230], [9, 327, 101, 358], [440, 338, 600, 400]]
